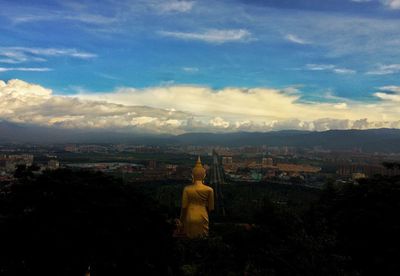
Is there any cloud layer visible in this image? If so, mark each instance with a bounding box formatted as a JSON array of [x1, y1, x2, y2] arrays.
[[1, 79, 399, 134], [0, 79, 189, 133]]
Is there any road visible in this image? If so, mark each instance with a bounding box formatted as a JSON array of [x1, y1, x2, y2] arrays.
[[210, 150, 226, 216]]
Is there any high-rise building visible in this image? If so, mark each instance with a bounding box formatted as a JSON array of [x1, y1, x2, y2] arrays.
[[221, 156, 233, 165], [262, 157, 273, 167], [47, 159, 60, 170], [148, 160, 157, 169]]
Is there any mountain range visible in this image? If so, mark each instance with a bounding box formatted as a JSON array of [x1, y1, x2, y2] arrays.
[[1, 121, 400, 152]]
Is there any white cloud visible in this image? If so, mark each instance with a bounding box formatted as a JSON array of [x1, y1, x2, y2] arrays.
[[374, 85, 400, 102], [0, 50, 45, 64], [367, 64, 400, 75], [158, 29, 253, 43], [379, 85, 400, 93], [254, 11, 400, 59], [333, 68, 356, 74], [182, 67, 199, 73], [0, 67, 52, 72], [209, 117, 230, 128], [0, 79, 189, 133], [81, 83, 400, 129], [381, 0, 400, 9], [8, 11, 117, 25], [285, 34, 309, 44], [306, 64, 336, 71], [374, 92, 400, 102], [333, 102, 348, 109], [152, 0, 195, 13], [306, 64, 356, 74], [0, 47, 96, 64], [8, 47, 96, 59], [2, 79, 400, 134]]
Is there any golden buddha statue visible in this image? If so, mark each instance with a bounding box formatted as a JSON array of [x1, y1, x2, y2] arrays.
[[179, 157, 214, 239]]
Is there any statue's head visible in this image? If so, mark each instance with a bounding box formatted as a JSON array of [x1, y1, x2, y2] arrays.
[[192, 156, 206, 182]]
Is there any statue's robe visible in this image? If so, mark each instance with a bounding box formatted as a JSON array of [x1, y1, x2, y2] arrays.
[[181, 183, 214, 238]]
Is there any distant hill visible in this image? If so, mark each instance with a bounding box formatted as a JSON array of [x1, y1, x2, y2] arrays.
[[176, 129, 400, 152], [0, 121, 173, 145], [1, 121, 400, 152]]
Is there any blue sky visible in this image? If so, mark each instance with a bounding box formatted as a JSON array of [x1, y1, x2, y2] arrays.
[[0, 0, 400, 133]]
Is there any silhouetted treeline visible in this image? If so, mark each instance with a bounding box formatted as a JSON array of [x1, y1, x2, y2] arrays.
[[306, 174, 400, 275], [0, 169, 174, 275], [0, 168, 399, 275]]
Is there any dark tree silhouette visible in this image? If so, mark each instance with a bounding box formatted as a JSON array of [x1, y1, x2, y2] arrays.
[[307, 174, 400, 275], [383, 162, 400, 170], [1, 168, 399, 275], [0, 169, 175, 275]]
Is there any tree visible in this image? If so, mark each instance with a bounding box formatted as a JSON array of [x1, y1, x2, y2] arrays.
[[308, 174, 400, 275], [0, 169, 175, 275]]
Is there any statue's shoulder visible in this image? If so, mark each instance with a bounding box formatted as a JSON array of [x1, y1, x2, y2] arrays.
[[203, 184, 213, 191], [184, 184, 194, 191]]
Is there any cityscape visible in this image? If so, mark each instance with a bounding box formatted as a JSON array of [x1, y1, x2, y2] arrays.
[[1, 142, 400, 186]]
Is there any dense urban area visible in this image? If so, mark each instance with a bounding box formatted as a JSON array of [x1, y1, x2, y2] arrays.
[[1, 143, 399, 186]]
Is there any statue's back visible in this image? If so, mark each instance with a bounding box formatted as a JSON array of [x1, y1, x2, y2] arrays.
[[182, 183, 214, 238]]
